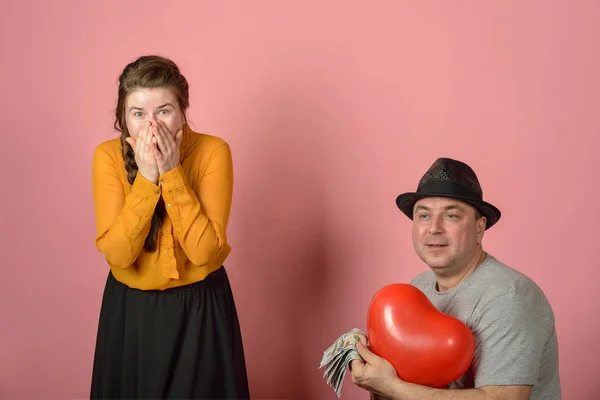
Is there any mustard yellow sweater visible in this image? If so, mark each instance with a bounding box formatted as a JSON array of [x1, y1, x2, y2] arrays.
[[92, 126, 233, 290]]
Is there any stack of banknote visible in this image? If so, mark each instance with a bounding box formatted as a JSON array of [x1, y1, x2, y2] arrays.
[[319, 328, 366, 397]]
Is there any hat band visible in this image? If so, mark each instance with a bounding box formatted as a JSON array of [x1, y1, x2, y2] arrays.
[[417, 180, 482, 201]]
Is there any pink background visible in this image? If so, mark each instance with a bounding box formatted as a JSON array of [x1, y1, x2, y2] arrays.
[[2, 1, 599, 399]]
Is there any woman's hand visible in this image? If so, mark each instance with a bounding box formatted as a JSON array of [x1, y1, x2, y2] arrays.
[[125, 121, 159, 184], [152, 120, 184, 175]]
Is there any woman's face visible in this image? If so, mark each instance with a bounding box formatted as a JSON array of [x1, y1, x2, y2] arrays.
[[125, 87, 184, 139]]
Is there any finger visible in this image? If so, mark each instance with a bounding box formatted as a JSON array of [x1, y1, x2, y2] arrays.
[[158, 120, 176, 149], [150, 142, 162, 161], [136, 122, 148, 146], [125, 137, 136, 149], [350, 361, 366, 384], [350, 358, 365, 371], [134, 124, 143, 159], [356, 342, 378, 363], [174, 128, 183, 148], [145, 122, 154, 146], [358, 334, 368, 347], [138, 122, 147, 161], [153, 124, 168, 153], [141, 122, 152, 162]]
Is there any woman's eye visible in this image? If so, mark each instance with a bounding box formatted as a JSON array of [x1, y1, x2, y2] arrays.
[[159, 109, 170, 115], [133, 112, 143, 117]]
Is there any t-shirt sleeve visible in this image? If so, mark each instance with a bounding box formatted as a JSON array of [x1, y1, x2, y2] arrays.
[[471, 290, 552, 388]]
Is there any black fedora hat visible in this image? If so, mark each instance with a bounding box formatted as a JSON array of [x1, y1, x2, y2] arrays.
[[395, 158, 501, 229]]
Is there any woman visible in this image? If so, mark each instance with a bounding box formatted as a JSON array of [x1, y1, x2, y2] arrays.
[[90, 55, 250, 399]]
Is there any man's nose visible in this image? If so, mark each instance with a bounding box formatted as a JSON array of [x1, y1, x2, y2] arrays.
[[428, 215, 444, 234]]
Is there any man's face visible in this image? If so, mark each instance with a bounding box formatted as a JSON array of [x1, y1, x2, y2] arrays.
[[412, 197, 486, 276]]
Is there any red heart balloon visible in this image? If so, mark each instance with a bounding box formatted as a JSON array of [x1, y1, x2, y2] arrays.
[[367, 283, 475, 388]]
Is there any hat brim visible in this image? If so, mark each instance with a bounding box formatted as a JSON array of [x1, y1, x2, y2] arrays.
[[395, 192, 501, 230]]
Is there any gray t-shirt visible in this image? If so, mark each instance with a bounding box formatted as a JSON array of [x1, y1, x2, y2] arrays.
[[410, 254, 561, 399]]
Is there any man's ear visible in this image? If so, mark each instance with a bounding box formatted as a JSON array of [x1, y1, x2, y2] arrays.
[[477, 216, 487, 244]]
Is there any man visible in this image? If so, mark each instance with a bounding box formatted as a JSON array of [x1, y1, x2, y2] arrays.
[[351, 158, 561, 399]]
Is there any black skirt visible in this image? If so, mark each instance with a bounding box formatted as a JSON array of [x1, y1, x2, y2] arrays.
[[90, 266, 250, 399]]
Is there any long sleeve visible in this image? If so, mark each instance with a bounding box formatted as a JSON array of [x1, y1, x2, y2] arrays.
[[92, 145, 161, 268], [159, 142, 233, 267]]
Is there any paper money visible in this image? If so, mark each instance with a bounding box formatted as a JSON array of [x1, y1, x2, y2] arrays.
[[319, 328, 367, 397]]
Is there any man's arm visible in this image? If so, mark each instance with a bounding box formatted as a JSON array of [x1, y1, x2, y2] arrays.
[[353, 344, 532, 399], [380, 378, 531, 400]]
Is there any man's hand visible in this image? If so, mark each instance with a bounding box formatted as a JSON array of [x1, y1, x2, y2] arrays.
[[152, 120, 183, 175], [350, 342, 399, 396]]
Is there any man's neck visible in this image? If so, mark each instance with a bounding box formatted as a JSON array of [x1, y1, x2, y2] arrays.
[[436, 250, 487, 292]]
